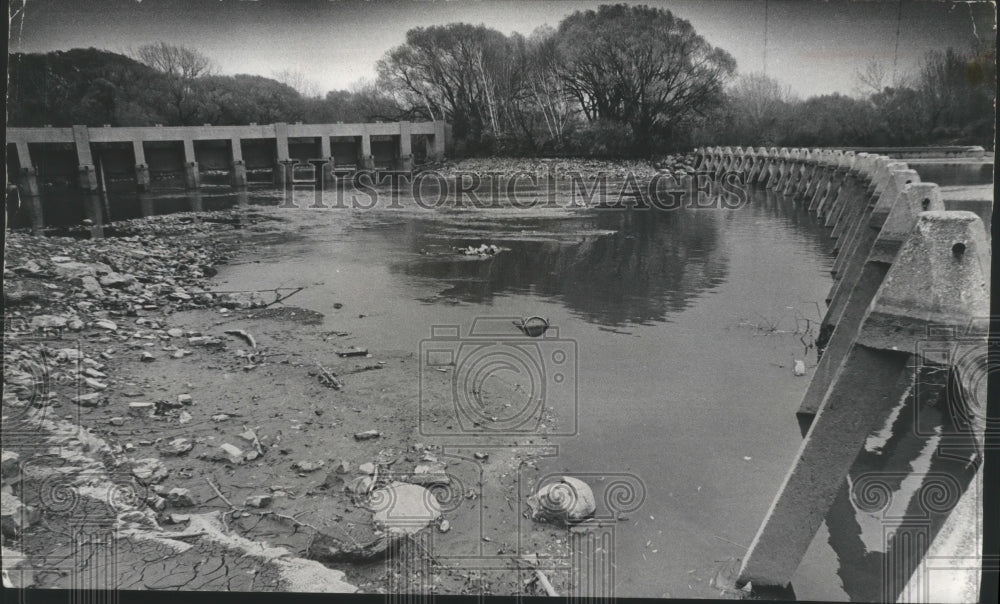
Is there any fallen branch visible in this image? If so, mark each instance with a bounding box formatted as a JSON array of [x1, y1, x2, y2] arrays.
[[224, 329, 257, 349], [205, 476, 236, 510], [514, 555, 560, 597]]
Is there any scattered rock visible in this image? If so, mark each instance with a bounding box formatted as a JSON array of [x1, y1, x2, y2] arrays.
[[80, 276, 104, 298], [244, 495, 272, 508], [30, 315, 68, 330], [216, 443, 244, 464], [410, 462, 450, 486], [167, 488, 195, 508], [292, 460, 324, 473], [128, 402, 155, 416], [131, 458, 169, 485], [74, 392, 105, 407], [1, 496, 40, 539], [1, 452, 21, 480], [1, 545, 36, 588], [94, 319, 118, 331], [371, 482, 441, 535], [527, 476, 596, 526], [161, 438, 193, 456]]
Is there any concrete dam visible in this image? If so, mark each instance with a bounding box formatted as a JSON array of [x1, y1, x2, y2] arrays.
[[693, 145, 991, 601]]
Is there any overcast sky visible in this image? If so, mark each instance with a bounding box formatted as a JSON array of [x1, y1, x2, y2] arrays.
[[8, 0, 996, 98]]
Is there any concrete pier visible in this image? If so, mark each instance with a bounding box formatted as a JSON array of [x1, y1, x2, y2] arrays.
[[8, 120, 447, 228]]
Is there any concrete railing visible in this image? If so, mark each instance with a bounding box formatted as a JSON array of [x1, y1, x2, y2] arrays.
[[693, 145, 991, 602]]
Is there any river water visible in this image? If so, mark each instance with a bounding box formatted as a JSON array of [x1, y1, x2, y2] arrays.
[[14, 179, 869, 599]]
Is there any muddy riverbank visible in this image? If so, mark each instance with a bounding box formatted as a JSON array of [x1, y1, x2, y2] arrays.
[[2, 208, 583, 595]]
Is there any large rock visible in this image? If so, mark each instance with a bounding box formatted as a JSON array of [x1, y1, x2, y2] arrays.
[[1, 495, 40, 539], [1, 451, 20, 480], [370, 482, 441, 535], [527, 476, 596, 526], [131, 458, 169, 485], [1, 546, 35, 588]]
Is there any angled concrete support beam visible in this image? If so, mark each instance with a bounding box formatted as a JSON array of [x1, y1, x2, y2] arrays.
[[741, 211, 990, 588]]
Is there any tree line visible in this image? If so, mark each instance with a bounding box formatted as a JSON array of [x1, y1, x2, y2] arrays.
[[7, 4, 994, 157]]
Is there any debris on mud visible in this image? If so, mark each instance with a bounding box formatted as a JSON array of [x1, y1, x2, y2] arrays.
[[526, 476, 596, 526]]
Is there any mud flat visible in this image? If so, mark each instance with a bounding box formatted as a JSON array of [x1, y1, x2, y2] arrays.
[[2, 207, 582, 595]]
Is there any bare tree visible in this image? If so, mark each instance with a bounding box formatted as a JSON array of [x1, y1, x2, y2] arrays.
[[134, 41, 215, 80], [132, 42, 216, 124], [271, 68, 322, 98]]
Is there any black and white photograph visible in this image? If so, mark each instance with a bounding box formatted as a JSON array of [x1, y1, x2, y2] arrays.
[[3, 0, 996, 602]]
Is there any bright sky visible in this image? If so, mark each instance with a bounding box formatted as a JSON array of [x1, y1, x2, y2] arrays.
[[8, 0, 996, 98]]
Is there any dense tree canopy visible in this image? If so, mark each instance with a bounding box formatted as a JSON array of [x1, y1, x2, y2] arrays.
[[6, 8, 995, 155]]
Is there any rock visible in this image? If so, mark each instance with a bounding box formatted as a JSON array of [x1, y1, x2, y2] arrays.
[[217, 443, 244, 464], [99, 272, 132, 288], [108, 417, 127, 427], [244, 495, 272, 508], [473, 452, 489, 461], [167, 328, 184, 338], [334, 460, 351, 474], [438, 519, 451, 533], [793, 360, 807, 376], [211, 414, 230, 422], [358, 462, 376, 475], [527, 476, 596, 526], [161, 438, 193, 456], [51, 261, 96, 280], [67, 318, 85, 331], [177, 394, 193, 406], [307, 531, 400, 565], [140, 352, 156, 362], [1, 495, 40, 538], [410, 462, 450, 486], [83, 377, 108, 391], [346, 475, 375, 495], [165, 513, 190, 524], [131, 458, 169, 485], [30, 315, 68, 330], [128, 402, 155, 416], [1, 451, 20, 480], [371, 482, 441, 535], [146, 494, 166, 511], [354, 430, 382, 441], [2, 545, 36, 588], [292, 460, 324, 473], [94, 319, 118, 331], [74, 392, 105, 407], [323, 472, 346, 490], [178, 411, 193, 425], [80, 276, 104, 298], [167, 488, 195, 508]]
